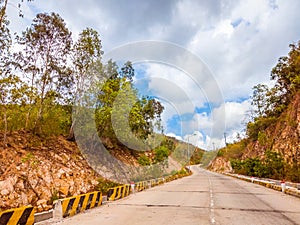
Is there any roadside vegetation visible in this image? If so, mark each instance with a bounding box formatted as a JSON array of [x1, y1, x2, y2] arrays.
[[216, 40, 300, 182], [0, 6, 166, 153]]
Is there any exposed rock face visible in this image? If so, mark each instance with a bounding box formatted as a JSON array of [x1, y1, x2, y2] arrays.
[[209, 157, 232, 173], [0, 131, 99, 212], [243, 92, 300, 163]]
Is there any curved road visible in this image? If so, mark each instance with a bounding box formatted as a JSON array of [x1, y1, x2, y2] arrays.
[[54, 166, 300, 225]]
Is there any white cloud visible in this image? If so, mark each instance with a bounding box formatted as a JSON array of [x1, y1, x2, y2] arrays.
[[166, 132, 182, 141], [213, 19, 234, 38], [179, 100, 251, 149]]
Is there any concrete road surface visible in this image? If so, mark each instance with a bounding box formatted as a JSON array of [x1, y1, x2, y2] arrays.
[[53, 166, 300, 225]]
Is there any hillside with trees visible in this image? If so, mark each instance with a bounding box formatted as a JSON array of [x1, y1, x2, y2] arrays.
[[209, 41, 300, 182], [0, 5, 202, 211]]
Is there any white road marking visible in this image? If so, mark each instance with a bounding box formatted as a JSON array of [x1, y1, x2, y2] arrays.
[[208, 176, 216, 224]]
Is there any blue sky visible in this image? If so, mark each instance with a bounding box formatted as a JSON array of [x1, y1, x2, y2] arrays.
[[6, 0, 300, 149]]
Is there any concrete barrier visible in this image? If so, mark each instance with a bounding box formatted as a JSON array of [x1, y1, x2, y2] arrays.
[[107, 185, 131, 201], [34, 210, 53, 223], [122, 184, 131, 198], [0, 206, 34, 225], [224, 173, 300, 198], [136, 181, 148, 192], [53, 191, 102, 218], [115, 186, 123, 200]]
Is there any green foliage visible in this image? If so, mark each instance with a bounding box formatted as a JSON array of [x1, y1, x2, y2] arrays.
[[264, 150, 285, 179], [190, 148, 204, 165], [230, 150, 285, 179], [138, 154, 151, 166], [48, 189, 59, 205], [15, 12, 72, 134], [251, 84, 269, 117], [160, 137, 176, 152], [257, 131, 267, 146], [154, 146, 169, 163], [246, 116, 276, 141], [95, 61, 164, 149], [217, 140, 247, 160], [271, 41, 300, 104], [95, 177, 121, 195], [0, 12, 164, 147]]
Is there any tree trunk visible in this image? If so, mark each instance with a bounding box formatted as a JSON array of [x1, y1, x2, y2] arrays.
[[33, 104, 43, 135], [25, 106, 31, 129], [66, 118, 76, 141], [3, 106, 7, 148]]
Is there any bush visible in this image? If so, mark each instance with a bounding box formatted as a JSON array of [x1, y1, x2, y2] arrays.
[[246, 116, 276, 141], [154, 146, 169, 163], [230, 150, 285, 179], [95, 177, 121, 195], [138, 154, 151, 166]]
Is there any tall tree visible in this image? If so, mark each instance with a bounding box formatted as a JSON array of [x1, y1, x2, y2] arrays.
[[0, 13, 12, 147], [15, 12, 72, 134], [251, 84, 269, 117], [68, 28, 103, 140], [271, 41, 300, 108], [0, 14, 28, 146], [95, 61, 164, 149]]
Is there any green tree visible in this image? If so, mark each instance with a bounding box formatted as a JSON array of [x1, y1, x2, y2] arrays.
[[0, 14, 30, 144], [251, 84, 269, 117], [15, 12, 72, 134], [271, 41, 300, 112], [68, 28, 103, 140], [0, 13, 13, 146]]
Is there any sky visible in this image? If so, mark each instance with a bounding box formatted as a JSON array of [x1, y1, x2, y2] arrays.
[[6, 0, 300, 150]]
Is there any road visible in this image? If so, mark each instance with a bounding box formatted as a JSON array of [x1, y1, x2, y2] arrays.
[[53, 166, 300, 225]]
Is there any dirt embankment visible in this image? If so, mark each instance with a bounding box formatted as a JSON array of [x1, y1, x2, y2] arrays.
[[0, 130, 100, 212]]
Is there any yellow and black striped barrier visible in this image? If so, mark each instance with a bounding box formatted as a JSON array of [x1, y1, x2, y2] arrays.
[[150, 179, 157, 187], [57, 191, 102, 218], [0, 205, 34, 225], [107, 185, 131, 201], [122, 184, 131, 198], [107, 187, 118, 201], [136, 181, 148, 191], [115, 186, 123, 200]]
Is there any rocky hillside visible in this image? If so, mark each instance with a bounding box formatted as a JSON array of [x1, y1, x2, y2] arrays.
[[0, 130, 188, 212], [209, 92, 300, 180], [243, 92, 300, 161], [0, 130, 103, 212]]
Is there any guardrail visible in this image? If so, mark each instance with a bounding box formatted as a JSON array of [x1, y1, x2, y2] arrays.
[[53, 191, 102, 219], [0, 205, 34, 225], [107, 184, 131, 201], [0, 170, 191, 224], [224, 173, 300, 198]]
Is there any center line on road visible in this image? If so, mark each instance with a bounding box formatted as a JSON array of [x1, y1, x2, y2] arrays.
[[208, 176, 216, 225]]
